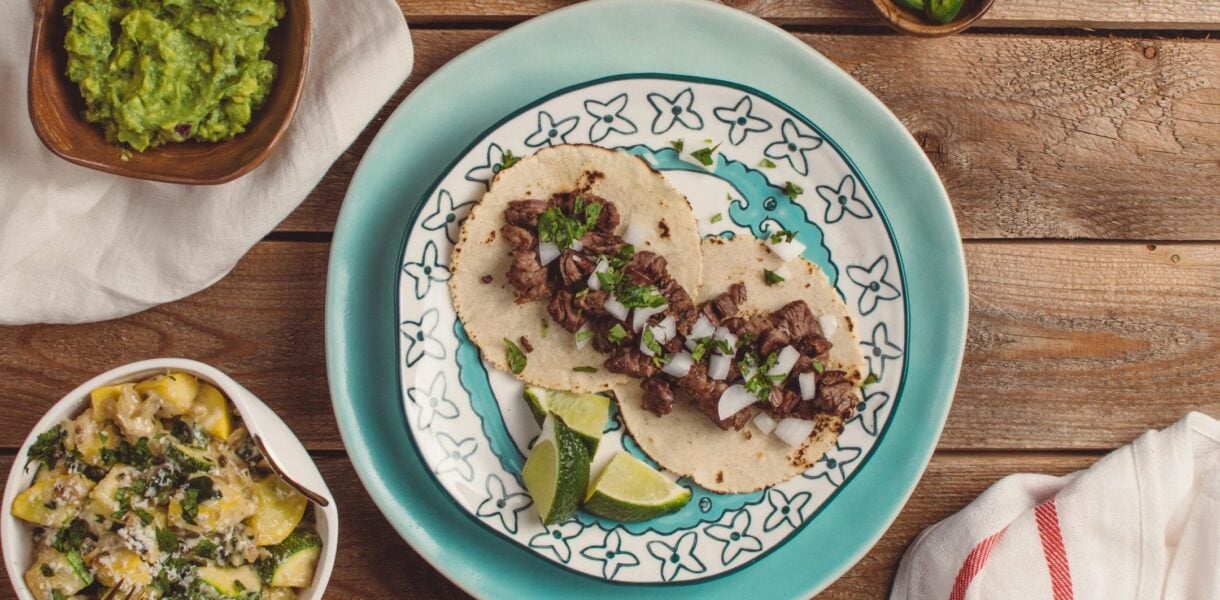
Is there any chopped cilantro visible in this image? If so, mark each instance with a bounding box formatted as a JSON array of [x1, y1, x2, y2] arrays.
[[156, 528, 178, 553], [503, 338, 527, 375], [52, 518, 89, 553], [573, 366, 599, 373], [500, 149, 522, 170], [641, 327, 664, 358], [670, 139, 684, 153], [689, 337, 712, 362], [52, 591, 66, 600], [862, 372, 879, 388], [26, 425, 64, 470], [710, 213, 723, 223], [741, 351, 783, 399], [759, 158, 777, 168], [40, 564, 52, 577], [192, 538, 218, 559], [616, 283, 666, 308], [764, 269, 785, 286], [783, 181, 804, 200], [812, 360, 825, 374], [537, 198, 602, 250], [768, 230, 797, 244], [134, 509, 154, 525], [596, 269, 623, 292], [575, 328, 594, 345], [101, 437, 153, 469], [540, 319, 549, 339], [607, 324, 628, 344], [690, 142, 721, 166], [608, 243, 636, 269]]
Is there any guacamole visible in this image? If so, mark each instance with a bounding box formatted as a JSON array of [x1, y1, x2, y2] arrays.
[[63, 0, 285, 152]]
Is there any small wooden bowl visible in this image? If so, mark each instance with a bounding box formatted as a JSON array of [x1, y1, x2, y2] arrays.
[[868, 0, 995, 37], [28, 0, 310, 185]]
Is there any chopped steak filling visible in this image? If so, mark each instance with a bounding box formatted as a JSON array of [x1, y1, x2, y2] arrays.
[[501, 191, 858, 432]]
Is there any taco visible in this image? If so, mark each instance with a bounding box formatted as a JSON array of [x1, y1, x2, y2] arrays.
[[450, 144, 703, 392], [616, 235, 869, 493]]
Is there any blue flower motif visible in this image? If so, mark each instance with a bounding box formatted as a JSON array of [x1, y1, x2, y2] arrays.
[[713, 96, 772, 145], [580, 530, 640, 580], [528, 521, 585, 562], [400, 308, 446, 367], [584, 94, 638, 144], [803, 443, 863, 487], [860, 322, 903, 379], [705, 510, 763, 566], [475, 474, 532, 534], [850, 390, 891, 436], [762, 488, 811, 532], [434, 433, 477, 481], [464, 143, 520, 190], [406, 371, 459, 430], [845, 255, 900, 316], [402, 240, 451, 299], [525, 111, 579, 148], [421, 189, 475, 244], [816, 174, 872, 223], [647, 88, 704, 135], [646, 531, 706, 582], [764, 119, 822, 176]]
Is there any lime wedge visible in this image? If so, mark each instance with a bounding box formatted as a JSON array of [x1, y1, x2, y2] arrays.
[[582, 452, 691, 522], [523, 386, 610, 455], [522, 415, 590, 525]]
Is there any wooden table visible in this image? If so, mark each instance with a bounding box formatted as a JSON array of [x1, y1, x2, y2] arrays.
[[3, 1, 1218, 597]]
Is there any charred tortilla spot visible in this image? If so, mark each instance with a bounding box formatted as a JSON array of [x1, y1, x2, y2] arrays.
[[481, 275, 493, 284], [715, 471, 724, 483], [658, 219, 671, 238], [743, 430, 752, 440], [486, 230, 496, 243], [519, 336, 534, 353]]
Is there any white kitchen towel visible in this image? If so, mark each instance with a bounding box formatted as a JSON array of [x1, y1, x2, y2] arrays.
[[892, 412, 1220, 600], [0, 0, 414, 325]]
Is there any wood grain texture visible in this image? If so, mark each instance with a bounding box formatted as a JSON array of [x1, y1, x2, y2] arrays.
[[0, 241, 1214, 452], [278, 30, 1220, 240], [401, 0, 1220, 29], [0, 452, 1100, 599]]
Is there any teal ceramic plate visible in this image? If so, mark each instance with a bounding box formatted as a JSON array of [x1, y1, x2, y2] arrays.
[[327, 1, 966, 597]]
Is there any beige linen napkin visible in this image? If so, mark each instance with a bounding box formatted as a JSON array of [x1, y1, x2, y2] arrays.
[[0, 0, 414, 324]]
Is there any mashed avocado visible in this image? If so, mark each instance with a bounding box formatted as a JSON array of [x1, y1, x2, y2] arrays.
[[63, 0, 285, 151]]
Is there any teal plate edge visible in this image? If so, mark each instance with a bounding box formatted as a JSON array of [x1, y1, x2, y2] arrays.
[[325, 1, 968, 598]]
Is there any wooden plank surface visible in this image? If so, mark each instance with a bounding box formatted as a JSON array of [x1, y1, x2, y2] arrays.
[[283, 30, 1220, 240], [0, 452, 1100, 599], [0, 241, 1214, 452], [401, 0, 1220, 30]]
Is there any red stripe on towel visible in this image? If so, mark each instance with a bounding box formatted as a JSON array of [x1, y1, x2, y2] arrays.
[[1035, 498, 1074, 600], [948, 527, 1007, 600]]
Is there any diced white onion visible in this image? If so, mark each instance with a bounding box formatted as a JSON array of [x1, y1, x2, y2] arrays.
[[538, 241, 560, 266], [587, 258, 609, 290], [690, 314, 715, 340], [753, 411, 777, 434], [774, 264, 791, 280], [604, 295, 629, 321], [623, 222, 646, 247], [717, 385, 756, 421], [818, 314, 838, 339], [774, 418, 816, 447], [570, 239, 584, 251], [632, 304, 668, 332], [640, 326, 662, 357], [575, 324, 592, 350], [798, 372, 817, 401], [662, 351, 694, 378], [657, 316, 677, 343], [708, 354, 732, 380], [768, 345, 800, 378], [712, 327, 738, 355], [768, 237, 806, 262]]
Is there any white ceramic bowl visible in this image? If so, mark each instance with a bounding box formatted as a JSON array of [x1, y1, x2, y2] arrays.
[[1, 358, 338, 599]]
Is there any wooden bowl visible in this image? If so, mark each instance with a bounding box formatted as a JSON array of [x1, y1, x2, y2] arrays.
[[868, 0, 995, 37], [28, 0, 310, 185]]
